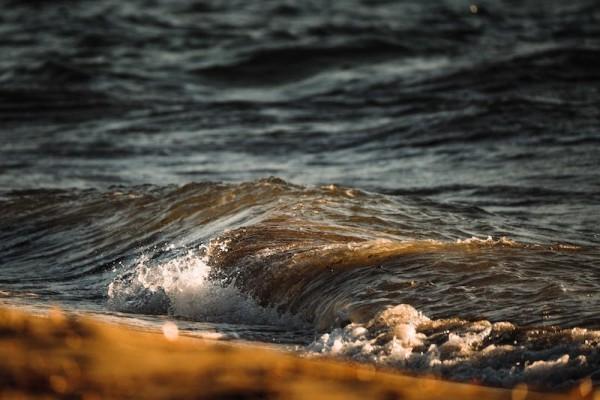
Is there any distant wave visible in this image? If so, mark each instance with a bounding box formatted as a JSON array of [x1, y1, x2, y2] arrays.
[[417, 47, 600, 94], [193, 39, 409, 86]]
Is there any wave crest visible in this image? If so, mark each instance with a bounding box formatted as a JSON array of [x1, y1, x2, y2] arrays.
[[107, 248, 302, 327]]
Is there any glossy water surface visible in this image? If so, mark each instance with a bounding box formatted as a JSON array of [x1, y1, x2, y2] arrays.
[[1, 0, 599, 389]]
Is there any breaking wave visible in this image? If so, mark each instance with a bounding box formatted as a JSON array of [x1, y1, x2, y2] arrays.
[[1, 178, 598, 389], [107, 247, 302, 328]]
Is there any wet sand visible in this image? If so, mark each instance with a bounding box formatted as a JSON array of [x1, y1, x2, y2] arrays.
[[0, 306, 591, 399]]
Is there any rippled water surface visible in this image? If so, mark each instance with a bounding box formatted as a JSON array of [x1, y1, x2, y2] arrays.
[[1, 0, 599, 389]]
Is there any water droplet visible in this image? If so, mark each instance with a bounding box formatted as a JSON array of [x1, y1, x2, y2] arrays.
[[162, 321, 179, 341]]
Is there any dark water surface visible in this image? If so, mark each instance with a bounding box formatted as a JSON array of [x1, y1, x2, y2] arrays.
[[1, 0, 600, 389]]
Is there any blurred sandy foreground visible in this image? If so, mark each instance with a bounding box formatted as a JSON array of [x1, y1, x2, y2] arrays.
[[0, 307, 592, 400]]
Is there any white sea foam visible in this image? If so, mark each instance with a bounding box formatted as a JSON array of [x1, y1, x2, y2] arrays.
[[107, 249, 300, 327], [308, 304, 600, 388], [456, 235, 517, 246]]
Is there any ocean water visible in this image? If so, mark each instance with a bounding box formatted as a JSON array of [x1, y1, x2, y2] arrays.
[[1, 0, 599, 390]]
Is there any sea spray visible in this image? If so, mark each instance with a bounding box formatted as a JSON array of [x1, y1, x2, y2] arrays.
[[107, 247, 302, 327]]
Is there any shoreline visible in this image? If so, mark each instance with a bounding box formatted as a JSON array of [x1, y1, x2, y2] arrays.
[[0, 306, 590, 399]]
